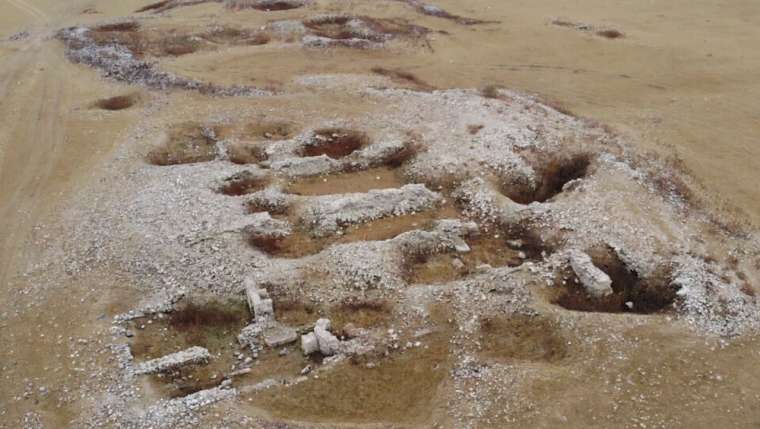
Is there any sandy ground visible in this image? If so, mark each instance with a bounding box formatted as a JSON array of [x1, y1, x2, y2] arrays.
[[2, 0, 760, 427]]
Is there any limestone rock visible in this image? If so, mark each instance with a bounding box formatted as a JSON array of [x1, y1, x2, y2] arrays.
[[297, 184, 442, 237], [133, 346, 210, 375], [245, 279, 274, 321], [242, 212, 292, 246], [237, 323, 264, 351], [300, 332, 319, 355], [314, 326, 340, 356], [314, 318, 331, 331], [569, 251, 613, 298]]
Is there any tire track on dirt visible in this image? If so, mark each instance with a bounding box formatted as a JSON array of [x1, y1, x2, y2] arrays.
[[0, 46, 64, 292], [4, 0, 49, 23]]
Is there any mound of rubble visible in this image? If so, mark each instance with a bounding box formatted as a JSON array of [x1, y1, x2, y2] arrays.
[[71, 76, 758, 426], [57, 7, 433, 94], [49, 19, 760, 423], [57, 26, 269, 95]]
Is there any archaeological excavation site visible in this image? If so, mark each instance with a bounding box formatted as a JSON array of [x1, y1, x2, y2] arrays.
[[3, 0, 760, 428]]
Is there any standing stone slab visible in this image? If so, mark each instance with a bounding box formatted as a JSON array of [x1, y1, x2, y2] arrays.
[[245, 278, 274, 321]]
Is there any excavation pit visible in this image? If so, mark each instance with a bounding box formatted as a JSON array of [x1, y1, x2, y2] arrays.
[[303, 15, 427, 43], [553, 247, 677, 314], [92, 94, 138, 111], [404, 225, 550, 284], [285, 167, 405, 196], [303, 15, 374, 41], [227, 141, 268, 164], [90, 23, 269, 59], [597, 29, 624, 39], [246, 229, 318, 257], [479, 313, 567, 363], [302, 128, 369, 159], [147, 123, 218, 166], [128, 299, 250, 398], [247, 207, 459, 258], [159, 35, 202, 56], [89, 26, 204, 58], [504, 152, 591, 204], [246, 307, 454, 425], [218, 171, 270, 196]]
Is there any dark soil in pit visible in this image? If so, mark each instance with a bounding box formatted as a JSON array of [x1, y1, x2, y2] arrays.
[[302, 128, 369, 159], [147, 122, 217, 166], [273, 300, 320, 328], [504, 152, 591, 204], [128, 299, 250, 398], [94, 22, 140, 33], [597, 29, 625, 39], [92, 94, 138, 111], [479, 313, 567, 363], [553, 246, 678, 314], [218, 171, 269, 196], [274, 298, 392, 333], [247, 306, 454, 425], [285, 167, 405, 196]]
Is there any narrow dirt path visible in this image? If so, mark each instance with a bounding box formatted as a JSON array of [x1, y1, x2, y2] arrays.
[[0, 44, 64, 294], [4, 0, 49, 23]]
